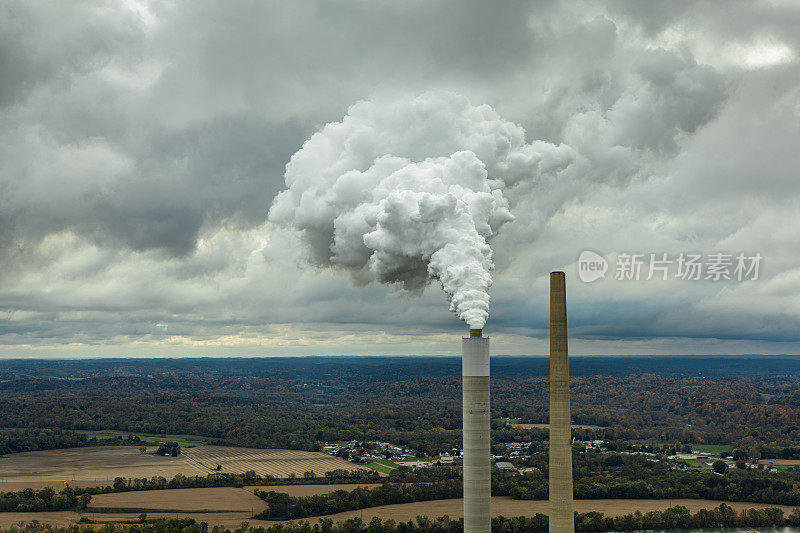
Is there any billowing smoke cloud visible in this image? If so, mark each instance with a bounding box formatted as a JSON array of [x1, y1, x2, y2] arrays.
[[269, 91, 573, 328]]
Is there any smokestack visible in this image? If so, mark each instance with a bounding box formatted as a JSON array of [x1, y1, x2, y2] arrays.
[[549, 272, 574, 532], [462, 328, 490, 533]]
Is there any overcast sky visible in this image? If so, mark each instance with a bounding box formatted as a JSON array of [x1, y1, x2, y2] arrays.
[[1, 0, 799, 358]]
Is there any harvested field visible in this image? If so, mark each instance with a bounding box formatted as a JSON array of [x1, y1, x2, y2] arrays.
[[184, 446, 361, 477], [512, 423, 607, 430], [0, 446, 202, 483], [279, 497, 800, 525], [89, 487, 267, 512], [0, 481, 72, 491], [83, 511, 254, 528], [0, 511, 80, 529], [5, 496, 800, 530], [88, 485, 382, 513], [0, 445, 362, 487], [759, 459, 800, 466]]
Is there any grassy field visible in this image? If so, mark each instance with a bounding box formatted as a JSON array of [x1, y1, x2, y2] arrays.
[[683, 458, 714, 469], [365, 463, 395, 473], [691, 444, 732, 456]]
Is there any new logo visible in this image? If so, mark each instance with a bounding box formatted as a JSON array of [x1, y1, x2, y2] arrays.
[[577, 250, 608, 283]]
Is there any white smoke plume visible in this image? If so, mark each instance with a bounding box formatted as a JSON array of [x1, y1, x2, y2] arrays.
[[269, 91, 572, 328]]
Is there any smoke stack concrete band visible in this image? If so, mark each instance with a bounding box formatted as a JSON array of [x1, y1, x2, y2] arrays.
[[462, 329, 490, 533], [549, 272, 574, 533]]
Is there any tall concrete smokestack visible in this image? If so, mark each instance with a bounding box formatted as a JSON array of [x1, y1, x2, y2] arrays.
[[549, 272, 574, 533], [463, 328, 490, 533]]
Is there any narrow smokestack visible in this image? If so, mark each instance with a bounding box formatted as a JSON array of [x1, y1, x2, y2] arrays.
[[462, 329, 490, 533], [549, 271, 574, 532]]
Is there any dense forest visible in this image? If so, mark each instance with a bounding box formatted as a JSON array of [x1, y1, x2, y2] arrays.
[[3, 356, 800, 457]]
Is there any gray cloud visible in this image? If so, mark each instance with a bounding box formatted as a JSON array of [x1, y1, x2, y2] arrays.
[[0, 0, 798, 355]]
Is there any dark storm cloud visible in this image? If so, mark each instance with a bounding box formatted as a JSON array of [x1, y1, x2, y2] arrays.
[[0, 0, 549, 258]]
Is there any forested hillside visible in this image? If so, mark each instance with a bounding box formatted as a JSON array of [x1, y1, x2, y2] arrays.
[[2, 356, 800, 456]]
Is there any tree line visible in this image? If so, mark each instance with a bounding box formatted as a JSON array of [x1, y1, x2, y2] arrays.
[[0, 486, 86, 512], [74, 469, 383, 496], [0, 428, 143, 455], [496, 450, 800, 506], [254, 481, 462, 520]]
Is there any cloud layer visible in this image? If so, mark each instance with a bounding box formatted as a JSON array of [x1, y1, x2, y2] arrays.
[[1, 0, 799, 356]]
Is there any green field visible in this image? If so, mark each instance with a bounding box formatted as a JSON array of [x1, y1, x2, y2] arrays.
[[684, 458, 714, 469], [691, 444, 732, 456], [365, 463, 395, 473]]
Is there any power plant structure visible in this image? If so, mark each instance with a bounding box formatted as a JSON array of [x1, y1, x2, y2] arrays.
[[549, 271, 574, 533], [462, 327, 490, 533]]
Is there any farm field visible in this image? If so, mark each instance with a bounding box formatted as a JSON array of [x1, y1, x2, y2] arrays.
[[88, 484, 383, 512], [5, 496, 800, 530], [0, 446, 203, 483], [275, 497, 800, 526], [759, 459, 800, 466], [365, 463, 394, 474], [0, 511, 81, 529], [0, 445, 362, 486], [89, 487, 267, 512], [183, 446, 362, 477]]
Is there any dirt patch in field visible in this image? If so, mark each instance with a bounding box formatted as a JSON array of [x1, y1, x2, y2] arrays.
[[0, 446, 202, 483], [1, 481, 74, 492], [184, 446, 362, 478], [89, 487, 268, 512], [0, 511, 80, 529], [759, 459, 800, 466]]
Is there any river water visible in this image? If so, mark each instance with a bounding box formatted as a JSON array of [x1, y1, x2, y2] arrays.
[[633, 527, 800, 533]]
